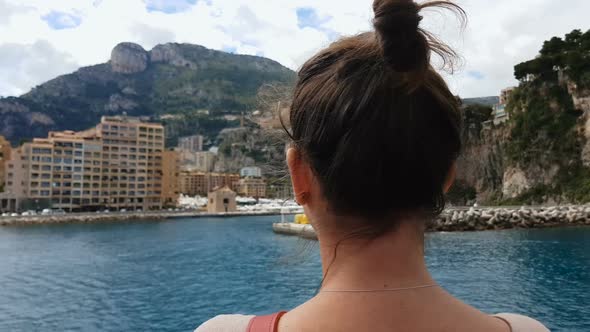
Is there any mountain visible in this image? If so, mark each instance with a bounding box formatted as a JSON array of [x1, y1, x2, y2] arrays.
[[462, 96, 499, 107], [0, 42, 296, 145], [450, 29, 590, 205]]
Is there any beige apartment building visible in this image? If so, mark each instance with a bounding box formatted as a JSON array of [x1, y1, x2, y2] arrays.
[[162, 149, 180, 207], [179, 171, 239, 196], [237, 177, 267, 198], [0, 135, 11, 189], [4, 116, 167, 212]]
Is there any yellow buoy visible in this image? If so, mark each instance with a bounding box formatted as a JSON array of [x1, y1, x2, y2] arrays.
[[294, 214, 309, 224]]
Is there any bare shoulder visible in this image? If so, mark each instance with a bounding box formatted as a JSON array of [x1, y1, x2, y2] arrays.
[[494, 313, 550, 332], [195, 314, 254, 332]]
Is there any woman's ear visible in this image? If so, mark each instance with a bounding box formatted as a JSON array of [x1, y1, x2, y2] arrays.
[[287, 148, 312, 204], [444, 162, 457, 194]]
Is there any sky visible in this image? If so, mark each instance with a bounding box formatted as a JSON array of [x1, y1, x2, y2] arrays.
[[0, 0, 589, 98]]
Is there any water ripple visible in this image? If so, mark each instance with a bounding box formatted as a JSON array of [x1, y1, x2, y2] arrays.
[[0, 218, 588, 331]]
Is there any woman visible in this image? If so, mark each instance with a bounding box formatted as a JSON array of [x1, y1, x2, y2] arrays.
[[198, 0, 549, 331]]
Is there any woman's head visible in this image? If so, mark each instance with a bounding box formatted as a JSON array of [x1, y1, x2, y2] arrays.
[[285, 0, 464, 233]]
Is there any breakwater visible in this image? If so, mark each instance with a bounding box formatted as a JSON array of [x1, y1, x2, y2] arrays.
[[273, 205, 590, 238], [0, 210, 283, 227]]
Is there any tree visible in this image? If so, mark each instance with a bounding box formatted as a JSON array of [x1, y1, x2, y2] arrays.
[[565, 29, 583, 50], [463, 104, 493, 124], [541, 37, 565, 56]]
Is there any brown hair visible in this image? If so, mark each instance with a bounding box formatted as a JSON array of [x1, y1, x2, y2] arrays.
[[284, 0, 465, 228]]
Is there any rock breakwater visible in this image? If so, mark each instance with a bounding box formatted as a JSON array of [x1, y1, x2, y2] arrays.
[[430, 206, 590, 231]]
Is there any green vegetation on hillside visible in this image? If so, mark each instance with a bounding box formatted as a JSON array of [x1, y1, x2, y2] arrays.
[[502, 29, 590, 204], [515, 29, 590, 87], [0, 43, 295, 145]]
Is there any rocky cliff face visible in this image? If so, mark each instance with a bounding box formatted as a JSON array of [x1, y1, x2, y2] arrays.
[[150, 44, 197, 69], [455, 75, 590, 205], [564, 78, 590, 166], [454, 122, 507, 204], [213, 125, 287, 175], [110, 43, 149, 74]]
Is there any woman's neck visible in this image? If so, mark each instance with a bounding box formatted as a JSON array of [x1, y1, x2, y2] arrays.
[[317, 219, 434, 290]]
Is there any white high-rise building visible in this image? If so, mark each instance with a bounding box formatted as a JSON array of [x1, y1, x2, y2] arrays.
[[240, 167, 262, 178], [178, 135, 204, 152]]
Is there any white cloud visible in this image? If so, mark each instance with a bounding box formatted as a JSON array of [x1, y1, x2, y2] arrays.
[[129, 23, 176, 50], [0, 40, 78, 97], [0, 0, 589, 97]]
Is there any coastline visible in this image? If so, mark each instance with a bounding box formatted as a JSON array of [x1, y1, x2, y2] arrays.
[[273, 205, 590, 239], [3, 205, 590, 232], [0, 210, 285, 227]]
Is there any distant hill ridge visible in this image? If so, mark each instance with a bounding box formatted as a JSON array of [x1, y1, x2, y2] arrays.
[[462, 96, 500, 107], [0, 42, 295, 144]]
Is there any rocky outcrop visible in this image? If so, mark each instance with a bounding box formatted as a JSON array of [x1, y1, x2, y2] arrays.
[[0, 99, 29, 113], [111, 42, 149, 74], [0, 100, 55, 140], [502, 167, 531, 198], [104, 94, 139, 112], [150, 44, 197, 69], [0, 41, 295, 145], [455, 124, 506, 203], [560, 72, 590, 166], [574, 88, 590, 167]]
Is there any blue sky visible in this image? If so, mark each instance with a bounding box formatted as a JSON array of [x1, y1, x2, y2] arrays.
[[145, 0, 199, 14], [42, 11, 82, 30], [296, 8, 322, 29], [468, 71, 485, 81], [1, 0, 590, 98]]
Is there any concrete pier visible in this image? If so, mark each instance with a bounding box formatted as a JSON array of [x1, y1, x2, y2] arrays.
[[272, 223, 317, 240]]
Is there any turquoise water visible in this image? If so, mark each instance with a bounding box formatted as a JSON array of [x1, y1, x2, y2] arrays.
[[0, 216, 588, 331]]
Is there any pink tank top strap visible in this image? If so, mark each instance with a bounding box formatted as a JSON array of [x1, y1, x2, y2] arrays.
[[247, 311, 287, 332]]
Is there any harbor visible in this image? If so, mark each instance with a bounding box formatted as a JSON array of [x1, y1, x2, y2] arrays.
[[0, 195, 303, 227]]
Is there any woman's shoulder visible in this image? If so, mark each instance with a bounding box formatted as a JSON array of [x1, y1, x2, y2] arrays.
[[195, 314, 254, 332], [494, 313, 550, 332]]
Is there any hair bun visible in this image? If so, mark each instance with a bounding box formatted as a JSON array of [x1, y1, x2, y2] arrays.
[[373, 0, 428, 72]]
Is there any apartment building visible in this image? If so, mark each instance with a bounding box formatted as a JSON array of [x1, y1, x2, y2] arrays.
[[237, 177, 267, 198], [162, 149, 180, 207], [240, 166, 262, 178], [178, 171, 239, 196], [4, 116, 166, 212], [0, 136, 11, 189], [178, 135, 204, 152]]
